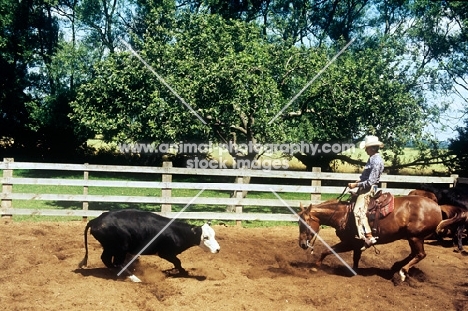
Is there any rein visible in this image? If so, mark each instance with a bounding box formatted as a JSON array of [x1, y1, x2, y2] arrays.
[[336, 186, 349, 201], [323, 187, 349, 228]]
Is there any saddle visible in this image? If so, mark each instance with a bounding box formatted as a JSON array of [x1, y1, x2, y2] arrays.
[[367, 190, 394, 217], [366, 190, 395, 235]]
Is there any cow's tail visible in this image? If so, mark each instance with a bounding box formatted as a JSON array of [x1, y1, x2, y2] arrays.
[[436, 212, 466, 234], [78, 222, 91, 268]]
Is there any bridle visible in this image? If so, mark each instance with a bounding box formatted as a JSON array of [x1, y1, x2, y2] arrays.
[[300, 212, 320, 254], [299, 187, 348, 253]]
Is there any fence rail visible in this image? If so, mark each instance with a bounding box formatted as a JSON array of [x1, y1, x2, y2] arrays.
[[0, 158, 459, 222]]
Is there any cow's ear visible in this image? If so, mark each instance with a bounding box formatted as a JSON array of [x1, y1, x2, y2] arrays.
[[192, 226, 201, 235]]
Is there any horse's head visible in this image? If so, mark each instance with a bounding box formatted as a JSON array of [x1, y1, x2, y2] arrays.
[[298, 203, 321, 252]]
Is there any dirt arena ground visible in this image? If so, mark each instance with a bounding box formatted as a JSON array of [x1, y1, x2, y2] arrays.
[[0, 220, 467, 311]]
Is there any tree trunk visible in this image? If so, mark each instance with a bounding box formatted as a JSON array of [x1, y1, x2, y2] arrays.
[[225, 152, 258, 212]]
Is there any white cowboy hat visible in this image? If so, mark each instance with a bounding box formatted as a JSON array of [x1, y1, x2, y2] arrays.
[[359, 135, 384, 149]]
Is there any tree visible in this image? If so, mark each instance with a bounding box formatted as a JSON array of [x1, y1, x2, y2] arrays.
[[0, 0, 61, 158], [3, 0, 468, 170], [276, 40, 431, 171], [449, 117, 468, 176], [71, 14, 286, 154], [70, 6, 452, 172]]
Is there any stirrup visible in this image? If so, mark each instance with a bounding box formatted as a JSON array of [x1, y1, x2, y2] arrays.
[[361, 236, 378, 251]]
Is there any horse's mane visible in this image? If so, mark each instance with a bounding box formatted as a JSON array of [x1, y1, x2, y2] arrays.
[[306, 199, 349, 213]]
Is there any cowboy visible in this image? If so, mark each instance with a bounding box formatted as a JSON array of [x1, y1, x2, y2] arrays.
[[348, 135, 385, 250]]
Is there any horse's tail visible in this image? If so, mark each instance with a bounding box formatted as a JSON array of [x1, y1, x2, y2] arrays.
[[436, 212, 467, 234]]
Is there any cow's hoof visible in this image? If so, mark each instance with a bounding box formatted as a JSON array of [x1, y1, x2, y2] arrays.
[[164, 268, 188, 276], [128, 274, 142, 283]]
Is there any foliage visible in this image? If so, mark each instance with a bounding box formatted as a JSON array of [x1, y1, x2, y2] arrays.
[[449, 118, 468, 176], [1, 0, 468, 172], [72, 14, 287, 152], [0, 0, 35, 145]]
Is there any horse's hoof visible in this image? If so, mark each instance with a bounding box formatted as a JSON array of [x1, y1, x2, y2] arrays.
[[399, 269, 407, 282], [392, 271, 409, 286]]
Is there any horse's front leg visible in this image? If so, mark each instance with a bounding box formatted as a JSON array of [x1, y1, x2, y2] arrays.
[[352, 247, 363, 271], [316, 241, 356, 268]]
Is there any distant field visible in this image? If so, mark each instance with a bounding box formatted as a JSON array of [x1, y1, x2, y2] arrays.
[[335, 147, 449, 175], [87, 139, 449, 175]]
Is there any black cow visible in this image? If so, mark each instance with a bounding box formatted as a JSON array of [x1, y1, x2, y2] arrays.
[[419, 183, 468, 252], [78, 210, 220, 282]]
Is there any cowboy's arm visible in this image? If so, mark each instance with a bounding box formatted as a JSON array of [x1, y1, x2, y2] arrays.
[[357, 157, 383, 188]]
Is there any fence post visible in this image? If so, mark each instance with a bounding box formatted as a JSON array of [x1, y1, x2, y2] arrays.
[[1, 158, 14, 219], [235, 176, 243, 226], [450, 174, 459, 187], [83, 163, 89, 221], [380, 172, 387, 189], [311, 167, 321, 202], [161, 161, 172, 213]]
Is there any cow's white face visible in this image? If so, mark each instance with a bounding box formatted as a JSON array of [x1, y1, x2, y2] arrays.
[[198, 223, 220, 253]]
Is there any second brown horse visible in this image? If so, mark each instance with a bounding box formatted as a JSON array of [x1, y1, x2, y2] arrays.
[[298, 195, 442, 282]]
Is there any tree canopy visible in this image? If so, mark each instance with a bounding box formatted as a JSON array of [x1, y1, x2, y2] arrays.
[[1, 0, 467, 172]]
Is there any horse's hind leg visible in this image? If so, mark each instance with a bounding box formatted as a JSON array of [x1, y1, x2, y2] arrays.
[[399, 237, 426, 282]]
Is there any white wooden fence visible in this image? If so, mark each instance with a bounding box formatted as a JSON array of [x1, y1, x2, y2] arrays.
[[0, 158, 459, 222]]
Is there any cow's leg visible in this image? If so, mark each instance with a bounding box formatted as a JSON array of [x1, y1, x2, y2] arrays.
[[115, 252, 143, 283], [115, 265, 142, 283], [159, 252, 186, 275], [108, 252, 142, 283], [100, 249, 114, 269], [113, 252, 127, 267]]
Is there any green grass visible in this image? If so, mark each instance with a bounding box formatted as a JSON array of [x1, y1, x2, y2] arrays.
[[9, 216, 85, 222]]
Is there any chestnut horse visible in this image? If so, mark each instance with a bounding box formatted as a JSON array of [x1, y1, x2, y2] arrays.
[[298, 195, 442, 282]]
